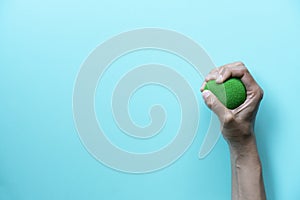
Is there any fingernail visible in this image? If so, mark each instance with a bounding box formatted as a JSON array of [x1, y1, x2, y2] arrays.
[[202, 90, 210, 98]]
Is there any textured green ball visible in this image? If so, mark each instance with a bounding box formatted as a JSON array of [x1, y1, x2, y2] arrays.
[[204, 78, 247, 109]]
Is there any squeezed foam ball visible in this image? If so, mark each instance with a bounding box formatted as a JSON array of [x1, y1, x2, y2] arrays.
[[204, 78, 246, 109]]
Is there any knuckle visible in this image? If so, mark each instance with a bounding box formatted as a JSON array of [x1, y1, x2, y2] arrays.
[[223, 112, 235, 125], [211, 68, 219, 74], [253, 87, 264, 101], [235, 61, 249, 73], [206, 68, 219, 80], [217, 66, 224, 72], [235, 61, 245, 66], [206, 98, 213, 108], [241, 67, 249, 74], [258, 88, 264, 100]]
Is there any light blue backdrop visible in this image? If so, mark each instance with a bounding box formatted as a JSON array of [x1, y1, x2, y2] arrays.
[[1, 0, 299, 199]]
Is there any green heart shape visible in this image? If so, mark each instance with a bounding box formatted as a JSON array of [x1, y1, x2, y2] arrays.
[[204, 78, 247, 109]]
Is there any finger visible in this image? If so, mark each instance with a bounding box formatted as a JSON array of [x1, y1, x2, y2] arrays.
[[219, 62, 258, 92], [219, 61, 244, 69], [216, 67, 232, 83], [219, 62, 246, 78], [205, 68, 220, 82], [200, 81, 207, 92], [202, 90, 228, 118]]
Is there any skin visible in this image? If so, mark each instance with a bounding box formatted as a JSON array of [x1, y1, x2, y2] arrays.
[[200, 62, 266, 200]]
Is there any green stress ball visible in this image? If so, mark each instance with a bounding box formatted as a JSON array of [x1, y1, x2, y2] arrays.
[[204, 78, 247, 109]]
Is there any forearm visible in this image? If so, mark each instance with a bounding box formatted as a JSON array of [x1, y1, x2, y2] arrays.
[[201, 62, 266, 199], [227, 134, 266, 200]]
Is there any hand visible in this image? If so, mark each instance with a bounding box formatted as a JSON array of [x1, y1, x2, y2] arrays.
[[201, 62, 267, 200], [200, 62, 264, 142]]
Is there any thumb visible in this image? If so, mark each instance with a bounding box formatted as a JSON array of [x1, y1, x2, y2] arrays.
[[202, 90, 227, 118]]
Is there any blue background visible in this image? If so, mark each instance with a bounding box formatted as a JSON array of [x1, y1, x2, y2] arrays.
[[1, 0, 300, 199]]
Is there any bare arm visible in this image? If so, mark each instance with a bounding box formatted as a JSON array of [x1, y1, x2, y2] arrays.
[[201, 62, 266, 200]]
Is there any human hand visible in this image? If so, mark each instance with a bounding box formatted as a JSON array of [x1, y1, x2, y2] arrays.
[[200, 62, 264, 142]]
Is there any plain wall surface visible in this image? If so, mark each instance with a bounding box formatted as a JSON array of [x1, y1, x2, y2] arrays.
[[1, 0, 300, 199]]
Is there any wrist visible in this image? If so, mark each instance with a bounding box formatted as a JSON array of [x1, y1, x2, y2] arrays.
[[222, 121, 254, 141], [228, 134, 261, 166], [228, 133, 266, 200]]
